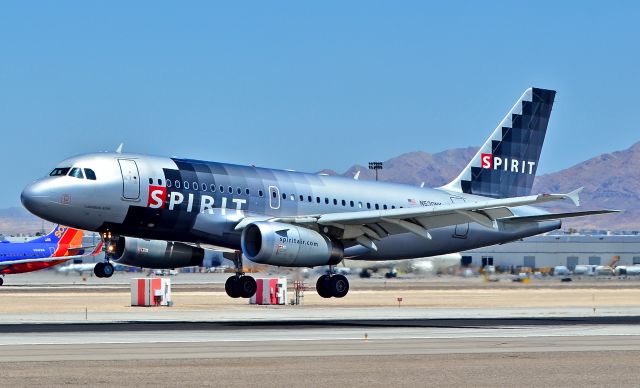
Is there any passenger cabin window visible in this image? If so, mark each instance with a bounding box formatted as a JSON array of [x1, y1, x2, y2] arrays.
[[259, 190, 263, 197], [184, 181, 190, 190], [84, 169, 97, 180], [158, 179, 162, 186], [167, 180, 172, 188], [148, 178, 153, 184], [193, 182, 198, 190], [175, 180, 181, 189], [237, 188, 242, 195], [49, 168, 70, 177], [202, 183, 207, 191], [69, 168, 84, 179], [211, 184, 216, 192], [219, 185, 224, 193], [246, 188, 250, 195]]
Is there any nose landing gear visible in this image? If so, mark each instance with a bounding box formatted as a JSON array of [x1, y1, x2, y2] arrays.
[[95, 231, 116, 278], [223, 251, 257, 299], [93, 262, 114, 278], [316, 271, 349, 298]]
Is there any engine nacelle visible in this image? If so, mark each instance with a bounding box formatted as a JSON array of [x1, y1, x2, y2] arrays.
[[241, 222, 343, 267], [113, 237, 222, 269]]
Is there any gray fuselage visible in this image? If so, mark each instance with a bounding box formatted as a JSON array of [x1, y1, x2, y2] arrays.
[[21, 152, 560, 261]]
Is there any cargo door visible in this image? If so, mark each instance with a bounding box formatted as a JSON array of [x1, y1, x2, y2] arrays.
[[118, 159, 140, 200]]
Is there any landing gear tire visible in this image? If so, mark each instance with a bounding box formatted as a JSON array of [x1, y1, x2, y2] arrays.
[[239, 276, 257, 298], [330, 274, 349, 298], [316, 275, 333, 298], [225, 276, 241, 298], [94, 262, 105, 278], [102, 263, 114, 278], [225, 275, 257, 298], [0, 277, 4, 286]]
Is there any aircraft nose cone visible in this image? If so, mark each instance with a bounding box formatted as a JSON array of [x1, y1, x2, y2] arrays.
[[21, 181, 51, 215]]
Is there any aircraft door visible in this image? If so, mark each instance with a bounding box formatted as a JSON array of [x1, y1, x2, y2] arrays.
[[118, 159, 140, 200], [450, 197, 469, 239], [269, 186, 280, 209]]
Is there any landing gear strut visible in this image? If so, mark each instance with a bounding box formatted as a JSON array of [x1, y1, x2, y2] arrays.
[[316, 268, 349, 298], [95, 231, 115, 278], [223, 251, 257, 299]]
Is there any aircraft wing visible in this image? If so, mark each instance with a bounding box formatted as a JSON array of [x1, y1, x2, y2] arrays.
[[240, 188, 616, 251]]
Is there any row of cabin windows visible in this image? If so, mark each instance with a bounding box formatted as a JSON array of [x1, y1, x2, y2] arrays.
[[150, 177, 399, 210], [277, 191, 397, 210], [152, 178, 263, 197]]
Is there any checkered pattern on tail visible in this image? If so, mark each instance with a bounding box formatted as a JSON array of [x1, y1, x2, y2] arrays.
[[443, 87, 556, 199]]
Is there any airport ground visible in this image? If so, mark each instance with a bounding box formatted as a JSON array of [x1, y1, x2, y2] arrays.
[[2, 271, 640, 387]]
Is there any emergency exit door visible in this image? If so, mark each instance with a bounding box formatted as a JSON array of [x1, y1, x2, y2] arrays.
[[118, 159, 140, 200]]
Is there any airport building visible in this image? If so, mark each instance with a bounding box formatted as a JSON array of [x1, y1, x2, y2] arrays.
[[462, 234, 640, 270]]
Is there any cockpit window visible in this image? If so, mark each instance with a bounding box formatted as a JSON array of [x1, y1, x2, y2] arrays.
[[84, 169, 97, 180], [49, 168, 70, 177], [69, 168, 84, 179]]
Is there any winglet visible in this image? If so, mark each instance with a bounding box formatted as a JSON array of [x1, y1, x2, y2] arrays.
[[354, 171, 360, 180], [115, 143, 124, 153], [567, 187, 583, 207]]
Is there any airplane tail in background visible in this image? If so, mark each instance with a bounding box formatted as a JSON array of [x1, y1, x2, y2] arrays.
[[442, 87, 556, 199], [29, 225, 84, 249]]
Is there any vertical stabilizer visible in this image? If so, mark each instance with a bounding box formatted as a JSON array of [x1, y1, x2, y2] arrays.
[[442, 87, 556, 198]]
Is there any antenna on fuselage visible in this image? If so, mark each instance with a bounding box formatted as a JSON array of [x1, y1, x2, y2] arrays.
[[115, 143, 124, 153]]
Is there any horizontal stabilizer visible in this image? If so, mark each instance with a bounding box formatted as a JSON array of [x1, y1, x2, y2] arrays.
[[504, 209, 620, 223]]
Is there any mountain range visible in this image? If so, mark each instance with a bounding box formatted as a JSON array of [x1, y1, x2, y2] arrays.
[[2, 142, 639, 235]]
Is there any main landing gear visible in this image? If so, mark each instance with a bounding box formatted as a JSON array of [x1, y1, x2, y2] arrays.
[[316, 270, 350, 298], [223, 251, 257, 299]]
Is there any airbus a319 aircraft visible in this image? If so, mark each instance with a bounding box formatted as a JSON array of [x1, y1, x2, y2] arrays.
[[21, 88, 616, 299], [0, 225, 103, 285]]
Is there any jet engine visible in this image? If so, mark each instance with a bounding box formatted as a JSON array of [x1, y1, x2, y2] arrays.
[[112, 237, 222, 269], [241, 222, 343, 267]]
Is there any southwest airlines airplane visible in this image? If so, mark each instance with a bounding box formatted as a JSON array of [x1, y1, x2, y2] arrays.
[[21, 88, 615, 299], [0, 225, 103, 285]]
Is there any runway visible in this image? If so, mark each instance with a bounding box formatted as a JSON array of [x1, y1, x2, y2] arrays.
[[1, 318, 640, 387], [3, 274, 640, 386], [2, 317, 640, 361]]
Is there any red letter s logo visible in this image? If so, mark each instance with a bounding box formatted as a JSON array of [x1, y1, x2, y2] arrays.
[[481, 153, 493, 169], [147, 185, 167, 208]]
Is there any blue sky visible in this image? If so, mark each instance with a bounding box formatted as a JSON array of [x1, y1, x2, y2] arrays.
[[1, 1, 638, 206]]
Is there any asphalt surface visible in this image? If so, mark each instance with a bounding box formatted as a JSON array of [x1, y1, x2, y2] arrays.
[[1, 318, 640, 387]]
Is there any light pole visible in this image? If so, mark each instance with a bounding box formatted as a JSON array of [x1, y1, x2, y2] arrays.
[[368, 162, 383, 181]]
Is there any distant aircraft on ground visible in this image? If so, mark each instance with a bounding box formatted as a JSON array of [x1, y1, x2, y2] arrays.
[[344, 253, 462, 278], [0, 225, 102, 285], [22, 87, 617, 299]]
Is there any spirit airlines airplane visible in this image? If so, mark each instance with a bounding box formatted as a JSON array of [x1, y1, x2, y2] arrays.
[[0, 225, 103, 285], [21, 88, 615, 299]]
